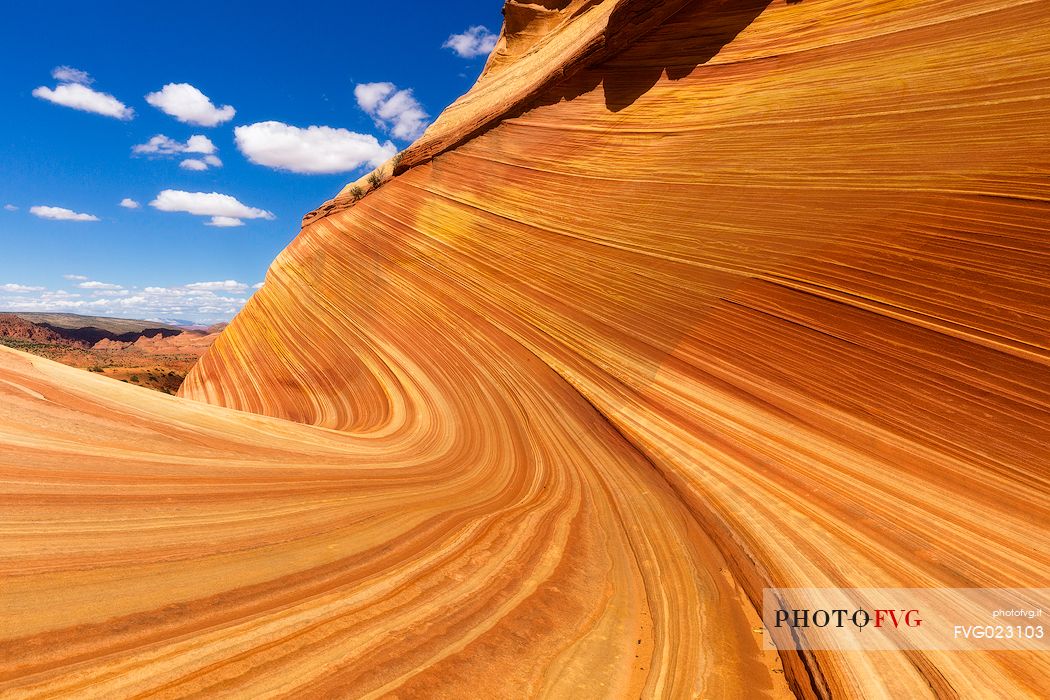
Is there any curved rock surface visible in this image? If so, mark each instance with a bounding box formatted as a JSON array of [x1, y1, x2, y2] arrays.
[[3, 0, 1049, 697]]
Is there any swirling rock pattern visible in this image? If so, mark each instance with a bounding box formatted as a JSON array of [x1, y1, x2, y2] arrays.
[[3, 0, 1050, 697]]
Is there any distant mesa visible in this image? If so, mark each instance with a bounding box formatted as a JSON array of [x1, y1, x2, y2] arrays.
[[0, 314, 70, 345], [7, 312, 184, 335], [0, 312, 221, 394]]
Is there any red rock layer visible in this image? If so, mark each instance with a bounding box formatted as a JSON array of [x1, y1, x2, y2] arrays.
[[93, 329, 222, 356], [0, 314, 73, 346]]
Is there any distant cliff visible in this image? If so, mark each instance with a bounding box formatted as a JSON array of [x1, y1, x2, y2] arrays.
[[0, 313, 219, 394]]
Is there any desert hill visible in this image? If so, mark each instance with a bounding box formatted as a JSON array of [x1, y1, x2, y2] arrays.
[[0, 313, 221, 393], [10, 312, 183, 335], [0, 314, 69, 345], [2, 0, 1049, 698]]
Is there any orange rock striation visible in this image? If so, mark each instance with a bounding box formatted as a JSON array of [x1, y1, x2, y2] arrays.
[[3, 0, 1050, 697]]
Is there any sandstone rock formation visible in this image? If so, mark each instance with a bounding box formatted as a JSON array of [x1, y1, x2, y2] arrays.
[[2, 0, 1049, 697], [0, 314, 72, 346], [93, 327, 222, 356]]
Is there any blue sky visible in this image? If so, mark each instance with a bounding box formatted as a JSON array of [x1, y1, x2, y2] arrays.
[[0, 1, 502, 323]]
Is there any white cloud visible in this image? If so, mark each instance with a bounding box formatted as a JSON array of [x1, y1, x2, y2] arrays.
[[78, 280, 123, 290], [33, 67, 133, 120], [443, 26, 498, 59], [252, 282, 264, 289], [0, 281, 253, 324], [3, 205, 16, 212], [30, 205, 99, 222], [63, 274, 89, 281], [206, 216, 245, 227], [52, 66, 93, 84], [133, 133, 217, 156], [120, 198, 140, 209], [185, 135, 216, 154], [149, 190, 274, 226], [1, 283, 45, 293], [145, 83, 235, 126], [133, 135, 183, 155], [354, 83, 429, 141], [33, 83, 134, 120], [186, 280, 248, 292], [234, 121, 395, 174], [353, 82, 392, 114], [134, 134, 222, 171], [178, 155, 220, 171]]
